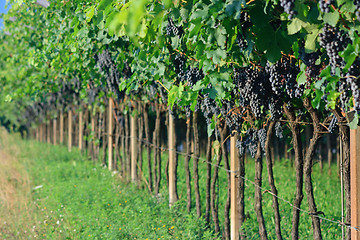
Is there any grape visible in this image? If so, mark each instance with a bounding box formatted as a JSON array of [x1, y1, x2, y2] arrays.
[[319, 24, 351, 75], [219, 99, 243, 133], [237, 11, 251, 50], [269, 96, 283, 120], [354, 0, 360, 21], [275, 122, 283, 139], [236, 139, 245, 156], [122, 61, 132, 79], [240, 11, 252, 31], [244, 128, 258, 158], [182, 67, 204, 88], [328, 115, 338, 133], [201, 97, 215, 125], [185, 106, 191, 118], [319, 0, 334, 13], [95, 49, 125, 100], [174, 54, 186, 75], [234, 67, 271, 118], [166, 17, 183, 38], [200, 84, 218, 125], [345, 57, 360, 113], [266, 56, 302, 99], [237, 33, 247, 51], [279, 0, 296, 19], [299, 49, 321, 85], [258, 128, 266, 153]]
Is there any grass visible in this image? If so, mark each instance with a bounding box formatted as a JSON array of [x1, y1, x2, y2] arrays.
[[0, 130, 343, 239]]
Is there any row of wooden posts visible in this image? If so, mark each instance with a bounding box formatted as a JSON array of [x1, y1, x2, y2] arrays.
[[31, 98, 360, 240]]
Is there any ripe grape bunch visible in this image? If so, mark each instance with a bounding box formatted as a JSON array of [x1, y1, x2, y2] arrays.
[[266, 56, 302, 99], [200, 84, 218, 125], [237, 12, 252, 51], [338, 78, 351, 111], [319, 24, 351, 74], [236, 139, 246, 156], [346, 57, 360, 113], [95, 49, 123, 100], [275, 122, 284, 139], [280, 0, 296, 19], [166, 17, 184, 38], [237, 33, 247, 51], [240, 11, 252, 31], [183, 67, 204, 88], [319, 0, 334, 13], [258, 128, 267, 153], [173, 54, 186, 75], [328, 115, 338, 134], [219, 99, 243, 133], [244, 128, 258, 158], [234, 67, 270, 118], [268, 96, 283, 120]]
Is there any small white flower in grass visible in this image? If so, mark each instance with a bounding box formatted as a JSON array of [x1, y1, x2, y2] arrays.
[[56, 220, 60, 225]]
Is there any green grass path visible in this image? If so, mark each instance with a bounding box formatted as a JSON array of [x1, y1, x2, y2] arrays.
[[0, 132, 214, 240]]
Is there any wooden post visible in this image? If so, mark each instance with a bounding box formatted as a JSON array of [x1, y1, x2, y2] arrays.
[[350, 127, 360, 239], [53, 118, 57, 145], [168, 112, 177, 206], [47, 120, 51, 144], [40, 124, 43, 142], [230, 132, 240, 240], [60, 111, 64, 144], [36, 126, 39, 141], [43, 123, 46, 142], [91, 110, 95, 160], [130, 113, 137, 181], [68, 109, 72, 152], [79, 110, 83, 150], [108, 99, 114, 170]]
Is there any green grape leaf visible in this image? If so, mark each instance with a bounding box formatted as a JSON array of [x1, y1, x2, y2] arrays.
[[206, 48, 226, 65], [323, 11, 339, 27], [190, 5, 209, 20], [304, 27, 321, 52], [168, 85, 179, 109], [215, 25, 226, 48], [98, 0, 113, 11], [340, 43, 357, 72], [327, 90, 341, 109], [288, 18, 306, 35], [85, 5, 95, 23], [225, 0, 244, 19]]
